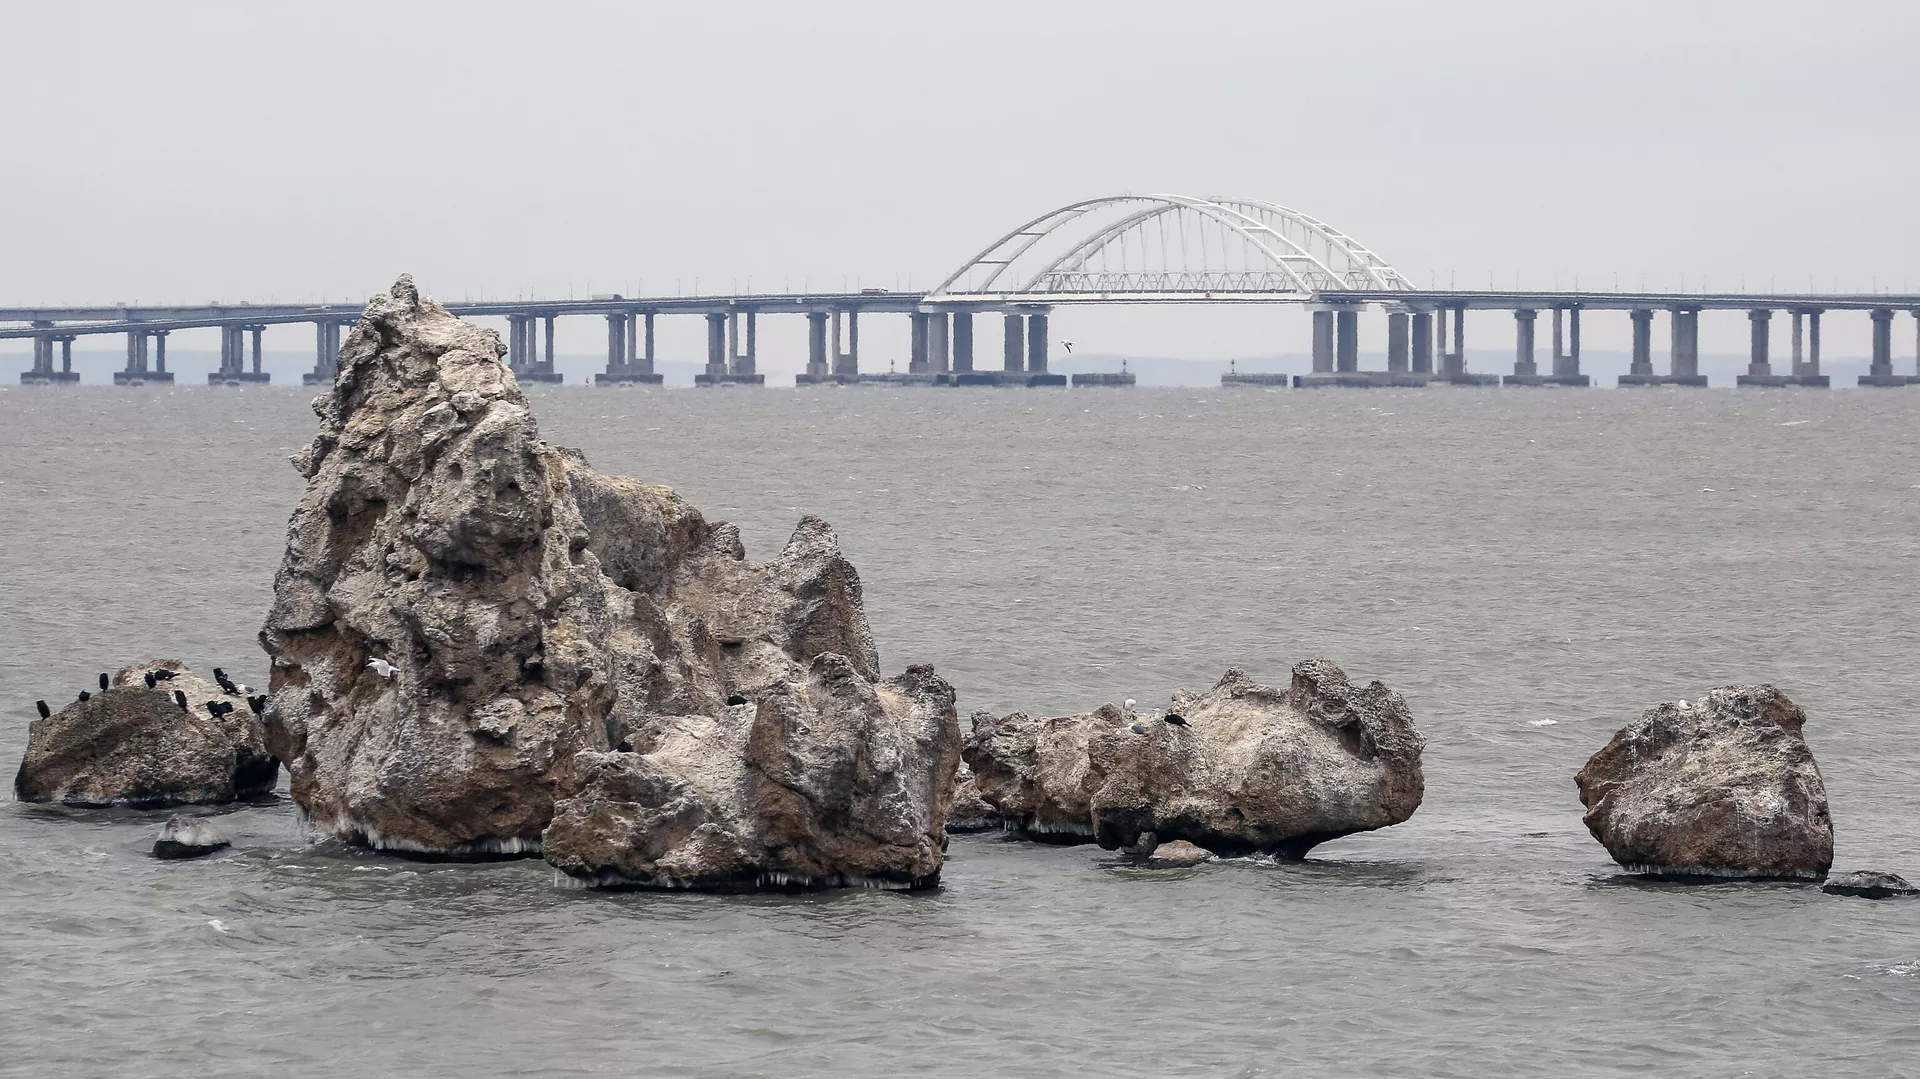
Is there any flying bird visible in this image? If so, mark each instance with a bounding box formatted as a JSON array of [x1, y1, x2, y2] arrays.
[[367, 658, 397, 679], [1062, 341, 1075, 353]]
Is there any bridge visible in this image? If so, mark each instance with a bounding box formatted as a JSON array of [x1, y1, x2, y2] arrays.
[[8, 194, 1918, 388]]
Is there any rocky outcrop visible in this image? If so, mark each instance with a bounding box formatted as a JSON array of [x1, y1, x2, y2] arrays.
[[543, 661, 957, 890], [961, 707, 1108, 841], [1822, 871, 1916, 900], [961, 662, 1425, 857], [1085, 663, 1426, 857], [14, 660, 276, 808], [1575, 685, 1833, 880], [945, 760, 1001, 834], [260, 276, 958, 886], [153, 814, 231, 859]]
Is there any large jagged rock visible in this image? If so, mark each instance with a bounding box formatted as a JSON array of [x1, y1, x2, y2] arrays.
[[1575, 685, 1833, 880], [14, 660, 276, 807], [543, 660, 957, 890], [945, 760, 1002, 834], [260, 276, 959, 885], [962, 661, 1426, 857], [1085, 663, 1426, 857]]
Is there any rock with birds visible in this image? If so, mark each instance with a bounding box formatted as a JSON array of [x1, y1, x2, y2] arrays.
[[152, 814, 232, 860]]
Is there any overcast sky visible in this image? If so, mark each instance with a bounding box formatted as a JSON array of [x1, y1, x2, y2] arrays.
[[3, 0, 1915, 365]]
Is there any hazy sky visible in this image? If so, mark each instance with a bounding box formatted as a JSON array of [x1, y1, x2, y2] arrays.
[[4, 0, 1916, 365]]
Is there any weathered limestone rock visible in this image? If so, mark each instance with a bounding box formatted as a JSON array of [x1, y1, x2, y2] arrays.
[[1575, 685, 1833, 880], [543, 660, 958, 890], [1086, 663, 1426, 857], [14, 660, 276, 807], [1822, 871, 1917, 900], [962, 662, 1425, 857], [1143, 839, 1215, 869], [261, 277, 958, 885], [945, 760, 1002, 834], [153, 814, 231, 859], [961, 707, 1109, 842]]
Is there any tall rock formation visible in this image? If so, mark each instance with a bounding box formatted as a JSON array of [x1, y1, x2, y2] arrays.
[[260, 277, 959, 886], [1575, 685, 1833, 879]]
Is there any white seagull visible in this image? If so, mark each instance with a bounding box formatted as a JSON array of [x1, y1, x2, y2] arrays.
[[1124, 698, 1137, 709], [367, 658, 397, 679]]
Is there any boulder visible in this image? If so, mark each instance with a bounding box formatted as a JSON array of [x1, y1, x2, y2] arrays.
[[1821, 871, 1915, 900], [961, 661, 1426, 858], [945, 760, 1003, 834], [961, 707, 1108, 842], [260, 276, 959, 885], [14, 660, 277, 807], [1575, 685, 1833, 880], [153, 814, 231, 859], [542, 660, 958, 890], [1085, 662, 1426, 857], [1143, 839, 1215, 869]]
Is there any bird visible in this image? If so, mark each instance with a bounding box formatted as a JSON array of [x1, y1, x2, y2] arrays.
[[247, 695, 266, 716], [35, 700, 50, 719], [1062, 341, 1075, 353], [98, 673, 109, 691], [212, 668, 226, 681], [78, 691, 91, 702], [726, 694, 749, 706], [173, 690, 189, 711], [152, 669, 174, 682], [1124, 698, 1136, 709], [144, 672, 157, 689], [366, 658, 396, 679], [234, 683, 254, 695], [1163, 713, 1188, 727]]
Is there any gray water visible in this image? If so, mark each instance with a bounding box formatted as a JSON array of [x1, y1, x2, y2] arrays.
[[2, 384, 1916, 1078]]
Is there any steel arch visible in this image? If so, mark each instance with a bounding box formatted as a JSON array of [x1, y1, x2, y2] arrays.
[[928, 194, 1410, 301]]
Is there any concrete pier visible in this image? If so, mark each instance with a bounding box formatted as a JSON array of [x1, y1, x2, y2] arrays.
[[800, 311, 831, 382], [1736, 309, 1794, 387], [1438, 304, 1497, 385], [951, 312, 973, 373], [1629, 309, 1654, 375], [1508, 309, 1537, 378], [1333, 308, 1359, 372], [1508, 305, 1589, 386], [928, 312, 950, 375], [20, 331, 79, 384], [695, 310, 760, 385], [1311, 309, 1334, 373], [1386, 310, 1409, 372], [1620, 307, 1707, 386], [1859, 308, 1907, 386], [909, 312, 929, 374], [115, 328, 174, 385], [1410, 310, 1434, 374], [1026, 312, 1062, 384], [1002, 313, 1025, 373], [599, 311, 663, 385]]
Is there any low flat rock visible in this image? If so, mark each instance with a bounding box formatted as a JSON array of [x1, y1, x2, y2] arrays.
[[15, 660, 276, 808], [1144, 840, 1215, 869], [1575, 685, 1833, 880], [1822, 870, 1917, 899], [153, 814, 231, 859]]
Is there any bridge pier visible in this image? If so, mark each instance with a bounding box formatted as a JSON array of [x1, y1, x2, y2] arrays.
[[928, 312, 950, 376], [1859, 308, 1908, 386], [1386, 311, 1409, 372], [1511, 306, 1589, 386], [1310, 309, 1334, 373], [1505, 309, 1538, 381], [1002, 312, 1025, 373], [1436, 304, 1495, 384], [696, 312, 734, 386], [304, 319, 347, 384], [832, 309, 860, 378], [1619, 307, 1706, 386], [517, 314, 561, 383], [1628, 309, 1654, 376], [1334, 308, 1358, 372], [800, 311, 831, 383], [115, 328, 173, 385], [1410, 310, 1434, 374], [1027, 312, 1060, 384], [21, 330, 79, 384], [909, 312, 929, 374], [951, 312, 973, 373], [598, 311, 663, 385], [1737, 309, 1791, 386]]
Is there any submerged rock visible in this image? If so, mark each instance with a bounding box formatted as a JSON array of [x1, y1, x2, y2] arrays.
[[260, 276, 959, 886], [153, 814, 231, 859], [1821, 871, 1916, 900], [961, 661, 1425, 858], [1143, 839, 1215, 869], [1086, 663, 1426, 857], [14, 660, 277, 808], [1575, 685, 1833, 880]]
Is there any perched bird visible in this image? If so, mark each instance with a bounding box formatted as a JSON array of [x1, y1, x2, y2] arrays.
[[212, 668, 226, 681], [247, 695, 267, 716], [78, 691, 91, 702], [234, 683, 254, 695], [1163, 713, 1188, 727], [366, 658, 397, 679], [173, 690, 189, 711], [35, 700, 50, 719], [725, 694, 749, 706], [1124, 698, 1136, 709], [153, 669, 174, 682], [145, 672, 157, 689], [98, 673, 109, 691]]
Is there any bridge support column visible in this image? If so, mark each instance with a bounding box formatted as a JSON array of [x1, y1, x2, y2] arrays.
[[1807, 310, 1822, 377], [1628, 310, 1653, 376], [1860, 308, 1903, 386], [1410, 310, 1433, 374], [727, 309, 758, 378], [1913, 311, 1920, 381], [1027, 312, 1051, 377], [831, 310, 860, 378], [641, 312, 655, 376], [952, 311, 973, 373], [1310, 310, 1334, 373], [1442, 305, 1468, 379], [1737, 309, 1777, 385], [928, 312, 950, 375], [1002, 312, 1025, 373], [154, 331, 167, 375], [1790, 311, 1804, 374], [804, 311, 830, 381], [1513, 309, 1538, 377], [1386, 311, 1409, 372], [1334, 308, 1358, 372], [60, 336, 74, 375], [605, 313, 625, 379], [250, 326, 264, 375], [909, 312, 929, 374], [702, 312, 727, 383]]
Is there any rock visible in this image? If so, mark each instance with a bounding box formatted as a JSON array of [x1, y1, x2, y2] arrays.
[[14, 660, 277, 808], [945, 760, 1003, 834], [1821, 871, 1916, 900], [261, 276, 959, 885], [961, 662, 1425, 858], [1575, 685, 1833, 880], [1085, 662, 1426, 857], [153, 814, 231, 859], [961, 707, 1108, 842], [543, 660, 958, 891], [1143, 839, 1215, 869]]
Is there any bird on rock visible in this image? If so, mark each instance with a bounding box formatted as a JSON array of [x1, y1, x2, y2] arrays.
[[366, 658, 397, 679], [153, 669, 174, 682], [1125, 698, 1137, 709], [98, 673, 109, 691], [78, 691, 91, 702], [247, 695, 267, 716], [1163, 713, 1188, 727], [173, 690, 189, 711], [144, 672, 157, 689], [35, 700, 51, 719]]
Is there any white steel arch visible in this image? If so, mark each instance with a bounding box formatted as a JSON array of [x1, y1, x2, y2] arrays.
[[929, 194, 1410, 301]]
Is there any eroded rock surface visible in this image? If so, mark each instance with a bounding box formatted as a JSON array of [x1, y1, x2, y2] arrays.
[[1575, 685, 1833, 880], [962, 661, 1425, 857], [945, 760, 1002, 834], [261, 276, 958, 885], [1143, 839, 1215, 869], [14, 660, 276, 808], [153, 814, 231, 859], [1822, 871, 1916, 900]]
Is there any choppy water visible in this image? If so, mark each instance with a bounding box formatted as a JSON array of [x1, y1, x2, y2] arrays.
[[2, 384, 1917, 1077]]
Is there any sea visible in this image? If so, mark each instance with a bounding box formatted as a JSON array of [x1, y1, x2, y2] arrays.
[[1, 383, 1916, 1078]]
